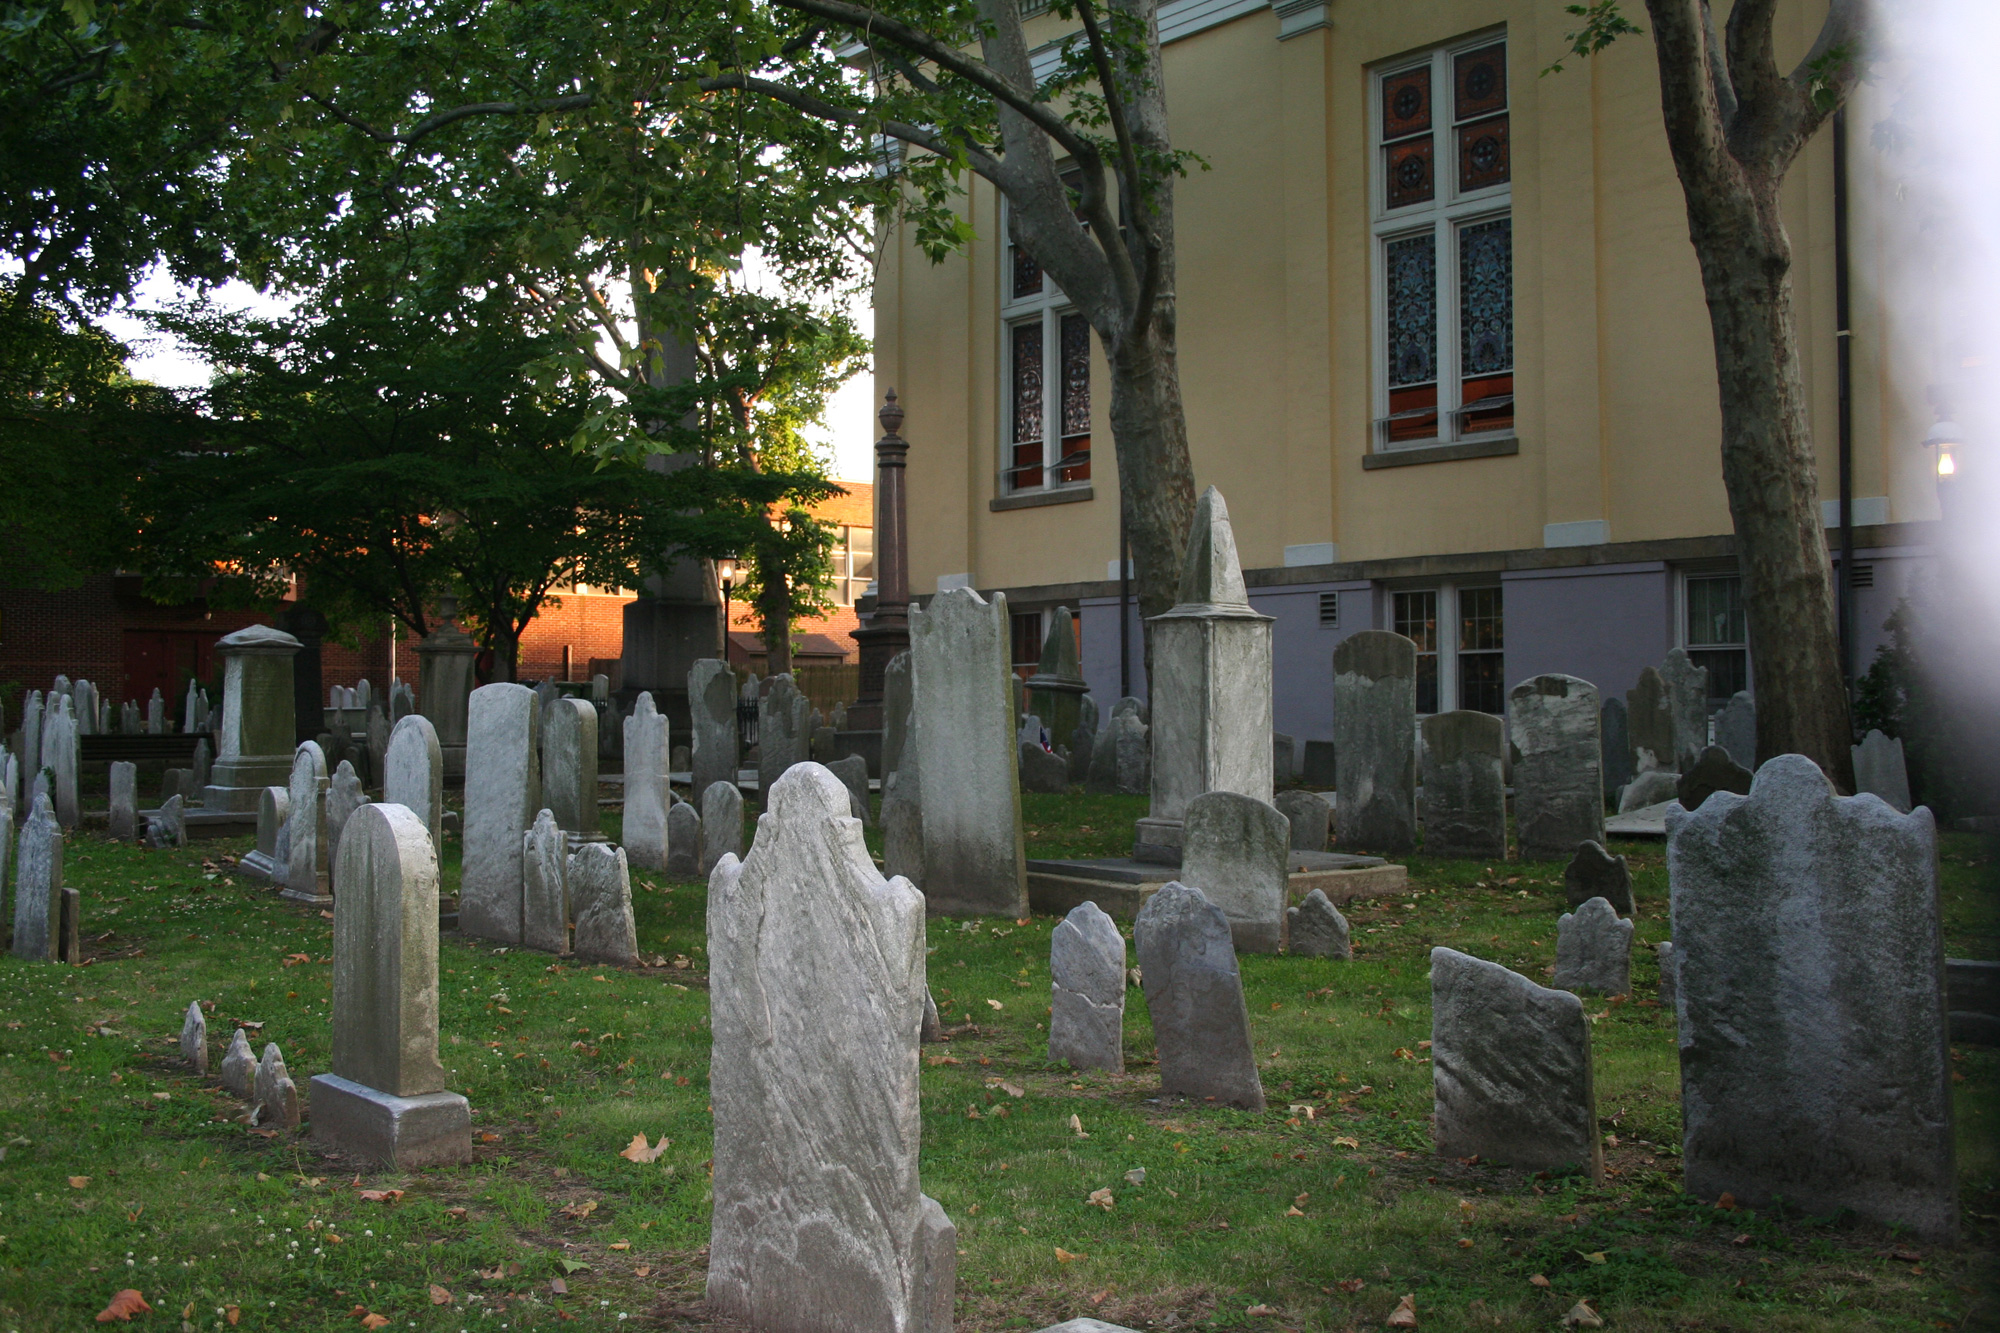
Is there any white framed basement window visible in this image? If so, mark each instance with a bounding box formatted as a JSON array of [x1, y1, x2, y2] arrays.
[[1391, 582, 1505, 715], [1371, 34, 1515, 452], [1000, 197, 1093, 495]]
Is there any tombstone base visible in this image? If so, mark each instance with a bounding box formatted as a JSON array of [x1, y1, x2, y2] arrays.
[[240, 850, 283, 882], [279, 886, 334, 907], [309, 1074, 472, 1168], [1131, 817, 1184, 865]]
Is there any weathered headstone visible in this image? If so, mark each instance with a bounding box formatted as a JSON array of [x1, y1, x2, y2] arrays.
[[1668, 754, 1955, 1239], [882, 650, 913, 782], [909, 586, 1027, 918], [1659, 648, 1710, 774], [1066, 724, 1095, 785], [20, 693, 43, 797], [1019, 741, 1068, 793], [522, 809, 569, 956], [191, 737, 212, 794], [1852, 729, 1913, 813], [1563, 841, 1632, 915], [705, 764, 956, 1332], [1272, 733, 1295, 788], [11, 795, 59, 960], [147, 688, 165, 735], [1676, 744, 1753, 811], [243, 787, 290, 881], [1049, 902, 1126, 1072], [324, 760, 368, 871], [1139, 488, 1274, 863], [146, 794, 186, 850], [383, 714, 444, 850], [568, 842, 639, 966], [1618, 769, 1679, 813], [58, 884, 82, 960], [1431, 947, 1601, 1178], [1713, 691, 1755, 770], [285, 742, 330, 901], [540, 696, 601, 839], [181, 1001, 208, 1074], [1084, 709, 1119, 793], [310, 801, 473, 1165], [757, 674, 813, 796], [1599, 696, 1633, 802], [670, 742, 691, 771], [1026, 607, 1090, 752], [622, 692, 671, 871], [1510, 675, 1603, 860], [460, 683, 541, 945], [1286, 888, 1351, 959], [1421, 710, 1506, 859], [825, 751, 872, 825], [1113, 711, 1149, 796], [363, 704, 389, 789], [811, 723, 840, 762], [599, 695, 624, 762], [700, 780, 744, 878], [414, 609, 478, 778], [206, 625, 302, 811], [1333, 631, 1419, 854], [1553, 896, 1633, 994], [881, 713, 925, 887], [44, 700, 77, 829], [1274, 789, 1330, 852], [1179, 790, 1289, 953], [220, 1029, 256, 1098], [1301, 738, 1337, 788], [666, 800, 703, 878], [1133, 881, 1265, 1110], [159, 768, 192, 804], [254, 1043, 300, 1129], [1626, 666, 1674, 775], [108, 762, 137, 841]]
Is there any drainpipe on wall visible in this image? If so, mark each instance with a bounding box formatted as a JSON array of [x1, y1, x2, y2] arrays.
[[1119, 508, 1132, 700], [1834, 107, 1857, 700]]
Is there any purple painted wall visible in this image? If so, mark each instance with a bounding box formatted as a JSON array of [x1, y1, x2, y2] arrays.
[[1501, 563, 1675, 705]]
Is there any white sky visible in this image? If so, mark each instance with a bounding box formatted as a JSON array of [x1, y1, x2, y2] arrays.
[[95, 264, 880, 484]]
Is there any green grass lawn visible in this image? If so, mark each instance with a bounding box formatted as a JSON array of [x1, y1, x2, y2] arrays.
[[0, 791, 1993, 1331]]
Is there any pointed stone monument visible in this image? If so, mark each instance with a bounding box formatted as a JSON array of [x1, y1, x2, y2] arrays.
[[1025, 607, 1090, 752], [1135, 488, 1274, 865]]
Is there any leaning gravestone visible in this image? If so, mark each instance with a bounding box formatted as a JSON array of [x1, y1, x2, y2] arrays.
[[461, 684, 541, 945], [1049, 902, 1126, 1072], [1659, 649, 1710, 774], [1141, 487, 1274, 860], [1713, 692, 1756, 770], [1599, 696, 1633, 803], [1852, 729, 1913, 813], [706, 764, 956, 1332], [181, 1002, 208, 1075], [1286, 888, 1351, 960], [1333, 631, 1418, 855], [1618, 768, 1679, 813], [666, 800, 703, 878], [324, 761, 368, 871], [383, 714, 444, 850], [1132, 882, 1265, 1110], [1553, 896, 1633, 994], [1431, 948, 1601, 1179], [284, 742, 330, 902], [1274, 789, 1331, 852], [1510, 675, 1603, 860], [700, 780, 744, 877], [1626, 667, 1674, 775], [540, 697, 601, 840], [243, 787, 290, 881], [1420, 710, 1506, 860], [1669, 754, 1955, 1240], [1563, 841, 1632, 915], [146, 794, 187, 850], [311, 801, 473, 1167], [1019, 741, 1068, 794], [521, 809, 569, 956], [568, 842, 639, 966], [622, 692, 671, 871], [757, 674, 813, 797], [1178, 790, 1289, 953], [108, 762, 137, 841], [11, 793, 61, 960], [1676, 744, 1753, 811], [827, 752, 873, 824], [909, 586, 1027, 918]]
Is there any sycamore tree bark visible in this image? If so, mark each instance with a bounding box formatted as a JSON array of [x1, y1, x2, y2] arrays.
[[1640, 0, 1864, 788], [729, 0, 1199, 630]]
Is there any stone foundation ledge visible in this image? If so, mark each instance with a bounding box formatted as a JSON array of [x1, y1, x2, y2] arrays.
[[308, 1073, 472, 1169]]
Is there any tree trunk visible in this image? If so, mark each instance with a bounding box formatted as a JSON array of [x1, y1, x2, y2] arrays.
[[1105, 315, 1196, 629], [489, 623, 521, 683], [1690, 213, 1855, 789], [754, 526, 796, 677]]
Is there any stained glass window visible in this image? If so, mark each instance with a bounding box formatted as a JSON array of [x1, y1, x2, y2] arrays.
[[1382, 67, 1432, 139], [1386, 136, 1434, 210], [1458, 117, 1509, 192], [1386, 234, 1438, 388], [1458, 217, 1513, 434], [1010, 320, 1044, 490], [1012, 244, 1044, 300], [1058, 313, 1092, 483], [1454, 45, 1506, 119]]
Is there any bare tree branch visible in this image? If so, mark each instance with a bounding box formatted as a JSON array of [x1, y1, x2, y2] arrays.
[[698, 70, 1004, 182]]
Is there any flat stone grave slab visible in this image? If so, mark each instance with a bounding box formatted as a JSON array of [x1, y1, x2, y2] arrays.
[[1603, 798, 1676, 839], [1027, 851, 1404, 920], [136, 807, 257, 840]]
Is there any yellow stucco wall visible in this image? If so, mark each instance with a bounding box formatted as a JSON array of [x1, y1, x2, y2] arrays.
[[873, 0, 1924, 595]]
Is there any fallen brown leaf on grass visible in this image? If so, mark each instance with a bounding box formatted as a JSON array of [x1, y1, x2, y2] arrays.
[[925, 1055, 960, 1066], [1385, 1293, 1418, 1328], [1086, 1188, 1114, 1210], [357, 1189, 404, 1204], [95, 1290, 151, 1322], [69, 1176, 90, 1189], [1054, 1247, 1085, 1263], [1529, 1274, 1551, 1288], [224, 1307, 240, 1326], [1245, 1305, 1279, 1316], [360, 1315, 391, 1330], [1563, 1301, 1604, 1328], [633, 1266, 652, 1278], [1070, 1114, 1089, 1138], [551, 1278, 568, 1295], [429, 1285, 453, 1306], [1335, 1279, 1365, 1294], [609, 1242, 630, 1251], [1332, 1137, 1360, 1150], [619, 1133, 670, 1163], [560, 1200, 598, 1219], [1285, 1206, 1305, 1217], [477, 1131, 503, 1143]]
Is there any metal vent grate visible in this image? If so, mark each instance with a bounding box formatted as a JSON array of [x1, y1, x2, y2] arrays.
[[1850, 563, 1874, 589], [1318, 591, 1340, 627]]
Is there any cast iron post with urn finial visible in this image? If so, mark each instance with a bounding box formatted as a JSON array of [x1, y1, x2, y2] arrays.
[[846, 390, 912, 736]]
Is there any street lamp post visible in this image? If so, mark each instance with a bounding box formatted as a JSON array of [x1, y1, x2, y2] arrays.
[[1924, 417, 1963, 521], [717, 555, 739, 666]]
